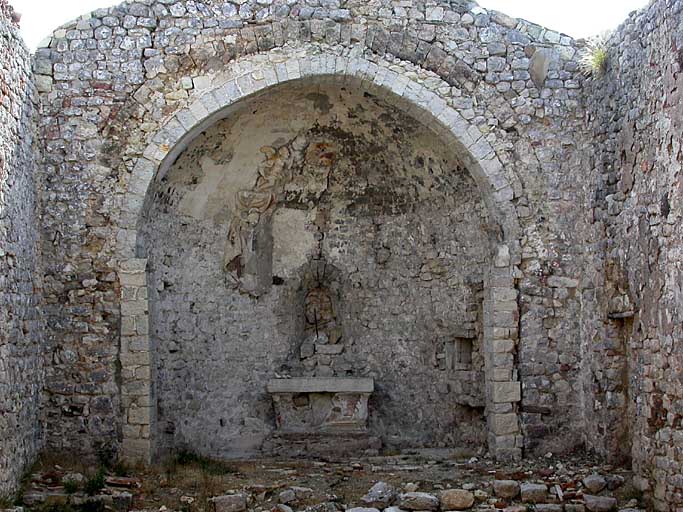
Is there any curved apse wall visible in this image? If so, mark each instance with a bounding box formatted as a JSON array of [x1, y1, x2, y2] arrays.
[[139, 81, 492, 457]]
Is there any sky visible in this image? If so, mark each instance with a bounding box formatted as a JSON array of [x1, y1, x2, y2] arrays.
[[14, 0, 650, 50]]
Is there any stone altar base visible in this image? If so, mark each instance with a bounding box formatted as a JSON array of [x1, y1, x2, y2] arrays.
[[263, 432, 383, 458], [266, 377, 379, 456]]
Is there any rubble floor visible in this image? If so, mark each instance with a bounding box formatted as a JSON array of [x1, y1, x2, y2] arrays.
[[13, 449, 642, 512]]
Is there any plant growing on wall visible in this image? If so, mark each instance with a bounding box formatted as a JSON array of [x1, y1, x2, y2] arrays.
[[580, 32, 611, 76]]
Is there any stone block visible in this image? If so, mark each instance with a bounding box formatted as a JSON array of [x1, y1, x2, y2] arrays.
[[189, 98, 210, 120], [583, 474, 606, 494], [121, 300, 147, 316], [134, 365, 151, 380], [361, 481, 396, 509], [121, 438, 151, 464], [267, 378, 373, 393], [440, 489, 474, 510], [210, 494, 247, 512], [399, 492, 439, 511], [135, 314, 149, 335], [535, 505, 562, 512], [490, 339, 515, 353], [127, 404, 151, 425], [316, 344, 344, 355], [520, 483, 548, 503], [119, 350, 150, 366], [121, 316, 136, 336], [493, 480, 520, 499], [547, 276, 579, 288], [492, 369, 512, 381], [583, 495, 617, 512], [492, 382, 521, 403], [119, 272, 146, 287], [495, 245, 510, 267]]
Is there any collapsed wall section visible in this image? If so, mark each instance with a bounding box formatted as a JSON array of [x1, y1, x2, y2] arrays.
[[582, 0, 683, 509], [0, 0, 44, 497]]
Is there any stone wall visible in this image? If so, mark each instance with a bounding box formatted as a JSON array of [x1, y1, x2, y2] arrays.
[[0, 0, 44, 496], [32, 0, 585, 463], [582, 0, 683, 509], [0, 0, 680, 506]]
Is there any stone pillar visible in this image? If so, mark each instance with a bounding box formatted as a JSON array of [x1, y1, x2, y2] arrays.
[[119, 258, 154, 464], [485, 245, 522, 460]]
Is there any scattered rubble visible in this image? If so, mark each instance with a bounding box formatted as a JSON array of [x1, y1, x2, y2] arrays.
[[7, 452, 641, 512]]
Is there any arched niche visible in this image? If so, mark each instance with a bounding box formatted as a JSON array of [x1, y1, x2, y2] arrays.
[[117, 54, 522, 463]]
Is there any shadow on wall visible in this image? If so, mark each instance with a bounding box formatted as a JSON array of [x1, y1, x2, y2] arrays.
[[0, 0, 44, 497]]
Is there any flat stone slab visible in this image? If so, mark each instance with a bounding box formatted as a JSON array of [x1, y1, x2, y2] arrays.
[[520, 483, 548, 503], [210, 494, 247, 512], [398, 492, 439, 511], [583, 495, 617, 512], [267, 377, 374, 393], [493, 480, 520, 499]]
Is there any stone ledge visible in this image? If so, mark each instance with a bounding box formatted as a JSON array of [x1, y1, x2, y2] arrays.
[[267, 377, 374, 393]]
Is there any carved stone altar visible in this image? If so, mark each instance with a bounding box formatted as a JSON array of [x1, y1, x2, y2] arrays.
[[268, 377, 373, 432], [265, 377, 381, 457]]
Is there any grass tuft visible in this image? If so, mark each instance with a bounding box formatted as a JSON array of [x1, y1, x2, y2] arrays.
[[111, 460, 130, 477], [0, 495, 14, 509], [173, 450, 237, 476], [83, 469, 106, 496], [580, 32, 611, 77], [63, 480, 80, 495]]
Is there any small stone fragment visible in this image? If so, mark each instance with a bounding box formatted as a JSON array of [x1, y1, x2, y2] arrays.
[[292, 486, 314, 499], [279, 489, 296, 504], [473, 489, 488, 501], [62, 473, 85, 486], [606, 475, 625, 491]]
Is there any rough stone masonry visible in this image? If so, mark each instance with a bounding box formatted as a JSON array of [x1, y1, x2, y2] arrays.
[[0, 0, 681, 510], [0, 0, 43, 498]]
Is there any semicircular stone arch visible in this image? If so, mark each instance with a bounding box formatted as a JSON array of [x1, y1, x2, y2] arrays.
[[117, 50, 523, 463]]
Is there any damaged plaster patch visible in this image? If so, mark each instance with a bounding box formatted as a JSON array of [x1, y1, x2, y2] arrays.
[[272, 208, 318, 279]]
